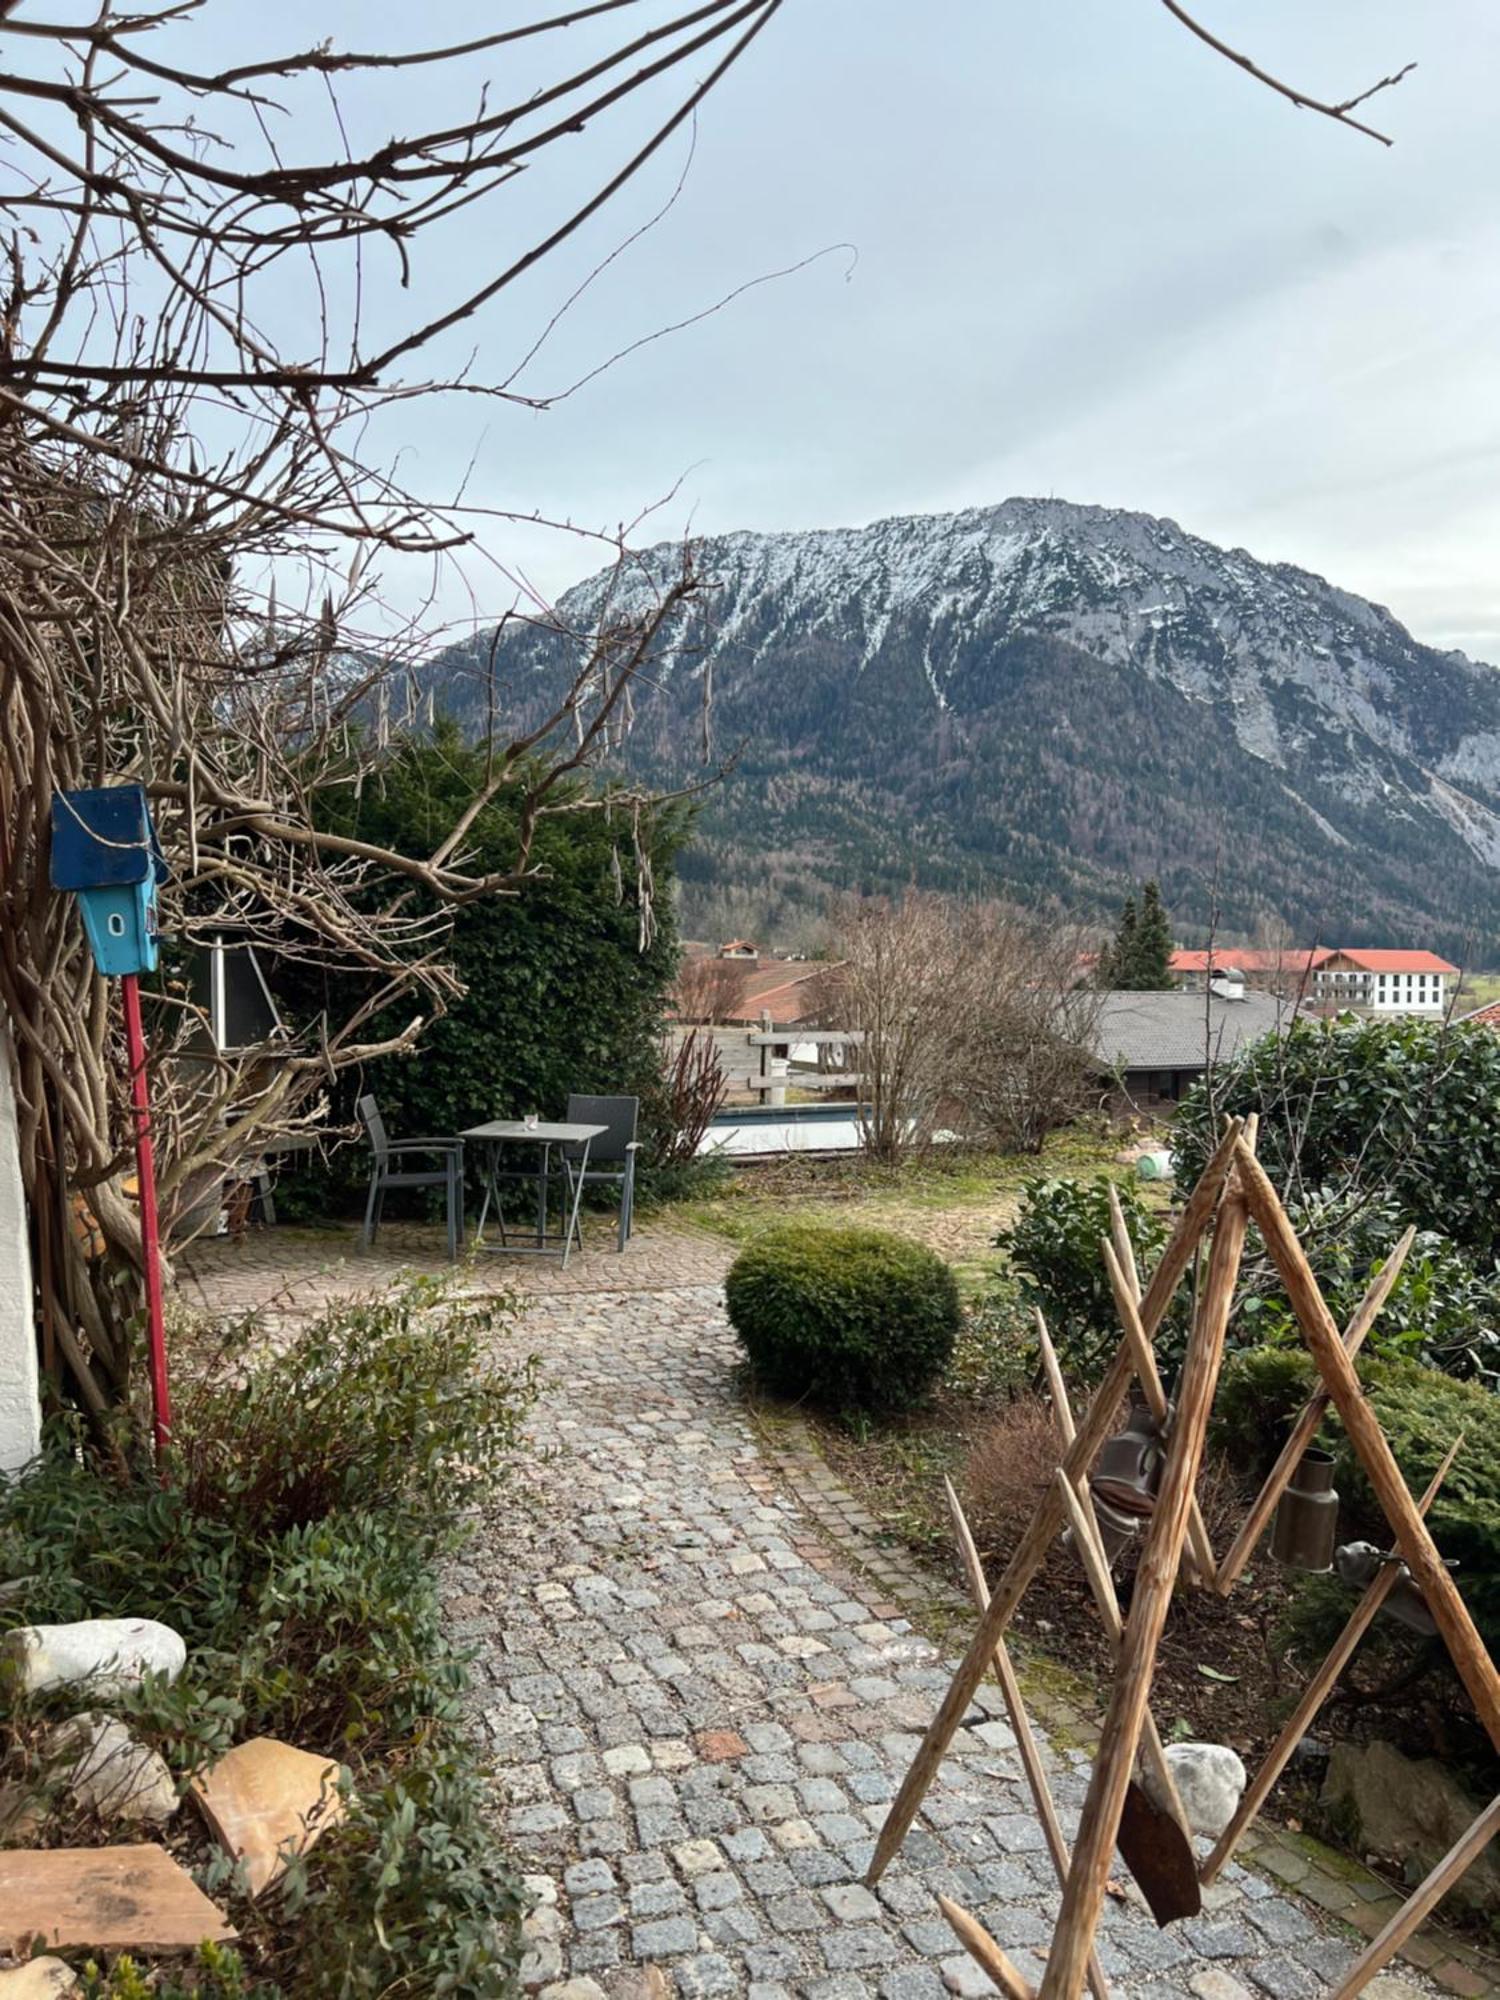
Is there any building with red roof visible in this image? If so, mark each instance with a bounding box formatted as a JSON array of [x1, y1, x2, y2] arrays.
[[1170, 945, 1458, 1017]]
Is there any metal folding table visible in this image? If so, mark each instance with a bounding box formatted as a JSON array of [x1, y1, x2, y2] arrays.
[[462, 1119, 605, 1268]]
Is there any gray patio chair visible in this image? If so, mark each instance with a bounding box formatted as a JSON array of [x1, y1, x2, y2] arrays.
[[560, 1093, 640, 1252], [357, 1093, 464, 1261]]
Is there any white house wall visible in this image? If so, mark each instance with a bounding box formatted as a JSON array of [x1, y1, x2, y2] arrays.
[[0, 1027, 39, 1474]]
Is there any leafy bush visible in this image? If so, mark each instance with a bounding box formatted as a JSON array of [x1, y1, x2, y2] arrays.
[[1211, 1345, 1318, 1469], [1332, 1363, 1500, 1657], [1233, 1188, 1500, 1387], [725, 1222, 960, 1413], [994, 1175, 1174, 1385], [275, 726, 687, 1221], [1174, 1016, 1500, 1265], [1, 1281, 533, 1996], [175, 1278, 534, 1542]]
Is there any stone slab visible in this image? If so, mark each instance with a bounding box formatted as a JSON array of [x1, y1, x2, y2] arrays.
[[192, 1736, 344, 1895], [0, 1846, 235, 1952]]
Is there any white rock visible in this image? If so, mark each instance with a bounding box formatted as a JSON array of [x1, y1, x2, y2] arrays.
[[0, 1961, 80, 1998], [1, 1616, 185, 1695], [1164, 1741, 1247, 1838], [50, 1710, 178, 1824]]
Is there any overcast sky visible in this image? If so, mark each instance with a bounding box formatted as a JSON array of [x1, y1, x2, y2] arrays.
[[243, 3, 1500, 661]]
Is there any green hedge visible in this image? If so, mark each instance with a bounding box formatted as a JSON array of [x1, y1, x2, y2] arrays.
[[275, 726, 687, 1220], [1174, 1016, 1500, 1265], [1214, 1346, 1500, 1657], [725, 1222, 959, 1414]]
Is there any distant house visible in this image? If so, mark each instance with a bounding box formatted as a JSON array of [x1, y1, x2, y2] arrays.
[[1307, 949, 1456, 1017], [674, 945, 835, 1029], [1170, 947, 1319, 994], [1089, 987, 1287, 1107], [1170, 946, 1458, 1018]]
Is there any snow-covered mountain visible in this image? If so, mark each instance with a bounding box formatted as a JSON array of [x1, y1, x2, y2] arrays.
[[422, 499, 1500, 953]]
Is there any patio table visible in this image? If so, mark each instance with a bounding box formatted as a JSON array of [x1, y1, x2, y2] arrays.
[[461, 1119, 605, 1268]]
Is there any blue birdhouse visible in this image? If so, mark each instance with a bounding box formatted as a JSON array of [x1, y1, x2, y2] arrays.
[[50, 785, 167, 978]]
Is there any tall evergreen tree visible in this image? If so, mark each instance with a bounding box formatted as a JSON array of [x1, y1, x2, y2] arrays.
[[1132, 879, 1175, 989], [1098, 894, 1137, 988]]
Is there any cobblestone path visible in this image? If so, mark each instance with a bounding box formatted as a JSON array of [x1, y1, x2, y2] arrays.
[[452, 1281, 1454, 2000]]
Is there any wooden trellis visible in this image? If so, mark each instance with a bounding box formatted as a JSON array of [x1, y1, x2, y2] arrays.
[[866, 1124, 1500, 2000]]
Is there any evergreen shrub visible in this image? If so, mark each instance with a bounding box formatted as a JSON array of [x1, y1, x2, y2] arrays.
[[725, 1222, 959, 1413]]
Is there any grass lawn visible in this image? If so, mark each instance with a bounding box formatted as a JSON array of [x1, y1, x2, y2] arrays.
[[660, 1120, 1139, 1292]]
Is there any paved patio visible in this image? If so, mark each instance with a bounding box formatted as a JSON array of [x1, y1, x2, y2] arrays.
[[181, 1224, 1491, 2000]]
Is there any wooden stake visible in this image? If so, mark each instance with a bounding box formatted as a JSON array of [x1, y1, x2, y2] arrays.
[[938, 1895, 1039, 1999], [1214, 1224, 1416, 1596], [944, 1476, 1110, 2000], [1036, 1172, 1250, 2000], [1100, 1236, 1216, 1584], [866, 1119, 1242, 1884], [1053, 1471, 1190, 1834], [1036, 1324, 1189, 1835], [1330, 1790, 1500, 2000], [1106, 1182, 1141, 1304], [1201, 1435, 1463, 1885], [1235, 1140, 1500, 1753]]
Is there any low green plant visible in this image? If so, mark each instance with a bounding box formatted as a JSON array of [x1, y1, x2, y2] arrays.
[[1333, 1363, 1500, 1656], [1234, 1189, 1500, 1387], [1210, 1346, 1318, 1470], [175, 1279, 535, 1542], [994, 1175, 1175, 1385], [1, 1280, 534, 1997], [726, 1222, 960, 1413], [81, 1942, 275, 2000]]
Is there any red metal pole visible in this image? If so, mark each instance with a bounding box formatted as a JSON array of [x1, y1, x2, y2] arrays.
[[121, 972, 171, 1462]]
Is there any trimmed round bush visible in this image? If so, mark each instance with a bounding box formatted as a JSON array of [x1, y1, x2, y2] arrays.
[[724, 1222, 960, 1414]]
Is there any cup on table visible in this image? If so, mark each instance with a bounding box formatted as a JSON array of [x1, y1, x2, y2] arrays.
[[523, 1111, 538, 1131]]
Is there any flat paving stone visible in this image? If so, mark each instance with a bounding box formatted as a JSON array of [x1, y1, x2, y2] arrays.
[[187, 1235, 1472, 1998]]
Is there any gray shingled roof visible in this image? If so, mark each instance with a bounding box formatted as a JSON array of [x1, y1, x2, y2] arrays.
[[1090, 989, 1287, 1072]]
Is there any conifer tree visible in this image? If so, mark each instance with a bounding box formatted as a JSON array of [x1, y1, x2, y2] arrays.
[[1132, 879, 1175, 989], [1100, 881, 1175, 989], [1099, 894, 1137, 988]]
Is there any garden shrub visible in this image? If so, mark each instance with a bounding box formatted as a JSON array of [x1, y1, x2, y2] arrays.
[[1174, 1016, 1500, 1265], [275, 726, 688, 1222], [725, 1222, 959, 1413], [1331, 1363, 1500, 1657], [1232, 1189, 1500, 1387], [962, 1394, 1069, 1556], [994, 1175, 1176, 1385], [0, 1279, 534, 1997], [1210, 1345, 1317, 1470], [175, 1277, 535, 1541]]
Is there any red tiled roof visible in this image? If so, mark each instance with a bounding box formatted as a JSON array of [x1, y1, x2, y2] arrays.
[[1459, 1000, 1500, 1028], [1169, 948, 1320, 976], [1169, 946, 1458, 977], [1317, 949, 1458, 975]]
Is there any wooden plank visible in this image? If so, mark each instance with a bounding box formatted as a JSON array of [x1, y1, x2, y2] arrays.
[[944, 1476, 1111, 2000], [1100, 1237, 1216, 1585], [1235, 1140, 1500, 1753], [1330, 1790, 1500, 1999], [1037, 1171, 1249, 2000], [1053, 1470, 1190, 1836], [1201, 1435, 1463, 1885], [1214, 1224, 1416, 1596], [938, 1896, 1039, 1999], [865, 1118, 1241, 1885]]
